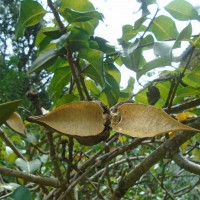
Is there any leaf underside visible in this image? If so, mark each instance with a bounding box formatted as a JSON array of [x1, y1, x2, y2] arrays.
[[111, 103, 198, 138], [28, 101, 106, 137]]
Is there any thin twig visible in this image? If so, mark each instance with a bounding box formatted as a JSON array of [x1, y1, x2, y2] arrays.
[[47, 132, 64, 183], [47, 0, 66, 34], [66, 45, 85, 100], [0, 129, 26, 160], [172, 153, 200, 175], [75, 59, 92, 100], [66, 137, 74, 183], [0, 166, 60, 187], [167, 47, 195, 111]]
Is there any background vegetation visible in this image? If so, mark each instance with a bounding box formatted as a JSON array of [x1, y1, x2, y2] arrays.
[[0, 0, 200, 199]]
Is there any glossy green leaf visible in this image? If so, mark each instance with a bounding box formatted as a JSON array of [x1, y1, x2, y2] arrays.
[[137, 58, 171, 80], [191, 36, 200, 48], [100, 86, 118, 107], [0, 100, 22, 126], [153, 41, 174, 58], [82, 65, 103, 86], [48, 67, 71, 103], [118, 24, 146, 43], [68, 26, 90, 41], [60, 0, 94, 11], [134, 17, 147, 29], [105, 63, 121, 84], [43, 28, 61, 39], [121, 39, 145, 72], [69, 40, 89, 52], [55, 94, 79, 107], [51, 32, 71, 49], [79, 48, 105, 86], [35, 27, 60, 52], [15, 1, 46, 39], [85, 80, 101, 96], [105, 73, 120, 99], [15, 158, 41, 173], [149, 15, 178, 40], [183, 67, 200, 88], [165, 0, 198, 21], [93, 37, 115, 54], [28, 49, 58, 73], [177, 87, 200, 97], [60, 0, 98, 34], [173, 23, 192, 49], [9, 186, 32, 200], [121, 77, 135, 93], [60, 8, 103, 23], [140, 34, 154, 50]]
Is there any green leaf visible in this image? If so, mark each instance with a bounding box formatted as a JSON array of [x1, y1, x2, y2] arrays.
[[68, 27, 90, 41], [118, 24, 146, 43], [176, 87, 200, 97], [55, 94, 79, 107], [121, 77, 135, 93], [9, 186, 32, 200], [153, 41, 174, 58], [105, 73, 120, 99], [85, 80, 101, 96], [121, 39, 146, 72], [60, 0, 99, 34], [60, 8, 103, 23], [0, 100, 22, 126], [149, 15, 178, 40], [43, 28, 61, 39], [69, 40, 90, 52], [137, 58, 171, 80], [15, 1, 47, 39], [51, 32, 71, 49], [105, 63, 121, 84], [48, 67, 71, 103], [93, 37, 115, 54], [100, 86, 118, 107], [173, 23, 192, 49], [60, 0, 95, 11], [28, 49, 58, 73], [165, 0, 199, 21], [79, 48, 105, 86], [191, 35, 200, 48], [82, 65, 102, 86], [15, 158, 41, 173], [183, 67, 200, 88]]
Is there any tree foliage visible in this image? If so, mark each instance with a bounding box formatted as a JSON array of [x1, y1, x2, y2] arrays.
[[0, 0, 200, 199]]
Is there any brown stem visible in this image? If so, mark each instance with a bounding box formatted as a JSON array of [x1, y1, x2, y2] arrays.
[[0, 166, 60, 187], [66, 45, 85, 100], [110, 128, 199, 200], [47, 132, 64, 183], [47, 0, 66, 34], [0, 129, 26, 160], [66, 137, 74, 183], [75, 59, 92, 101], [172, 154, 200, 175], [167, 47, 195, 111], [164, 98, 200, 113]]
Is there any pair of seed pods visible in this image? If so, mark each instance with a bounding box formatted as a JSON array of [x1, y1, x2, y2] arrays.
[[27, 101, 198, 146]]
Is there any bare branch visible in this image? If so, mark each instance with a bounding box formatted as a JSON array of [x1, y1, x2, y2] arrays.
[[110, 128, 199, 200], [0, 166, 60, 188], [172, 154, 200, 175]]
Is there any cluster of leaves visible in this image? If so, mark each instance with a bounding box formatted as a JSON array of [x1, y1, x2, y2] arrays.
[[0, 0, 200, 199]]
